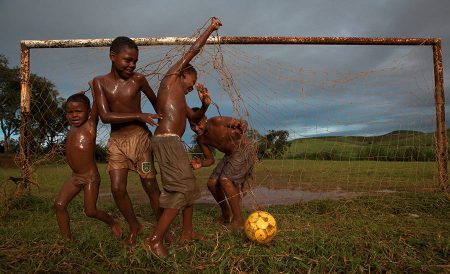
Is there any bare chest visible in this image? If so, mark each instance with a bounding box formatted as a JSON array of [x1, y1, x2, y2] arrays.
[[66, 127, 95, 153], [203, 129, 237, 153], [104, 83, 141, 111]]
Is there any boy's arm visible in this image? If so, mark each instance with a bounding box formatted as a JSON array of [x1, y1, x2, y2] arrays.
[[137, 74, 158, 112], [88, 80, 99, 126], [93, 77, 160, 126], [167, 17, 221, 75], [187, 83, 211, 122], [191, 136, 215, 169]]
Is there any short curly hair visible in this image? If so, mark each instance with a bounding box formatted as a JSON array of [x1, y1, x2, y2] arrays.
[[110, 36, 138, 54], [66, 93, 90, 109]]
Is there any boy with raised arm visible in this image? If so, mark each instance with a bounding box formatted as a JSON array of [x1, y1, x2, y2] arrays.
[[92, 37, 161, 245], [54, 82, 122, 240], [189, 102, 258, 229], [143, 17, 221, 257]]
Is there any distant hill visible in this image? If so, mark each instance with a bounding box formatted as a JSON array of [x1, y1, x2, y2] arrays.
[[284, 130, 440, 161]]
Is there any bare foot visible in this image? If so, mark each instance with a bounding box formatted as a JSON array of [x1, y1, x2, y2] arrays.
[[180, 230, 205, 242], [124, 224, 143, 245], [227, 219, 244, 230], [60, 235, 75, 243], [143, 236, 168, 257], [110, 220, 123, 238], [165, 233, 175, 245], [214, 215, 231, 225]]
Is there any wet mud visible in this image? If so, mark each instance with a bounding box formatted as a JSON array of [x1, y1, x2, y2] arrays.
[[196, 186, 362, 209]]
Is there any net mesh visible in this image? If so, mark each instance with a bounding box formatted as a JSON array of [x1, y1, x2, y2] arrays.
[[14, 29, 444, 208]]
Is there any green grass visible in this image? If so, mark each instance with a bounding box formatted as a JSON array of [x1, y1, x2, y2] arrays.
[[1, 160, 439, 194], [0, 160, 449, 272], [0, 191, 449, 272]]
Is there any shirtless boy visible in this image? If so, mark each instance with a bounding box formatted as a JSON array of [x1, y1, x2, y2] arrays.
[[143, 17, 221, 257], [189, 107, 258, 229], [93, 37, 161, 245], [54, 83, 122, 240]]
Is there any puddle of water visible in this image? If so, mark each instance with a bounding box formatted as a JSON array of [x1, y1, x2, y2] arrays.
[[196, 186, 361, 209], [98, 186, 361, 209], [376, 189, 398, 193]]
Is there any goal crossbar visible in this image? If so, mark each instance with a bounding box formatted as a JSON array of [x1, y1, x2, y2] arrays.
[[21, 36, 440, 48]]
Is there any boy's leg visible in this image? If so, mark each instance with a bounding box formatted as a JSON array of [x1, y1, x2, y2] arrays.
[[218, 177, 244, 229], [141, 177, 175, 244], [140, 177, 162, 220], [180, 205, 205, 242], [144, 208, 179, 257], [110, 168, 142, 244], [83, 182, 122, 238], [207, 178, 231, 223], [54, 178, 82, 239]]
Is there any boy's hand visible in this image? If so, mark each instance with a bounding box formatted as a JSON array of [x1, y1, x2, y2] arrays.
[[196, 83, 211, 107], [139, 113, 162, 127], [190, 157, 202, 170], [211, 17, 222, 31], [88, 80, 95, 95]]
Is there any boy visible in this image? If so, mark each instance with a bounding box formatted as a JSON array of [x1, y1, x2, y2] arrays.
[[54, 82, 122, 240], [143, 17, 221, 257], [189, 105, 257, 229], [92, 36, 161, 245]]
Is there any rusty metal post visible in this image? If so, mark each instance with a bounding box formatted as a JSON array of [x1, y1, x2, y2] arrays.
[[21, 36, 439, 48], [19, 44, 31, 193], [432, 41, 448, 192]]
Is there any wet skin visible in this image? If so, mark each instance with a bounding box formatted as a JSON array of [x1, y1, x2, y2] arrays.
[[65, 101, 97, 174], [144, 17, 222, 257], [190, 115, 251, 229], [93, 44, 161, 245], [54, 94, 122, 240]]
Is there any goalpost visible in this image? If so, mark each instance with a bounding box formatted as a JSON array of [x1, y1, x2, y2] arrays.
[[18, 36, 448, 196]]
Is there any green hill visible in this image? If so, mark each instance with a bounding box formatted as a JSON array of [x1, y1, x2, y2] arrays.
[[284, 130, 439, 161]]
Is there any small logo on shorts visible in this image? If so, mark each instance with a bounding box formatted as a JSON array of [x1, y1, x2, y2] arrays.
[[142, 162, 152, 174]]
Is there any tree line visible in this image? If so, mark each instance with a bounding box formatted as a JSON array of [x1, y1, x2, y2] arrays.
[[0, 54, 67, 154]]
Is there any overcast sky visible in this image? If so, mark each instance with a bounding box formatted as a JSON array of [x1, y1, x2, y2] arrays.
[[1, 0, 450, 142]]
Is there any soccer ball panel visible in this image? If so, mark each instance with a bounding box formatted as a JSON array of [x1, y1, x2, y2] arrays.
[[244, 211, 277, 244]]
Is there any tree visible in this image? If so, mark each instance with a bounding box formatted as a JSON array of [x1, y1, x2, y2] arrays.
[[189, 133, 202, 154], [0, 54, 68, 154], [259, 130, 291, 159], [245, 128, 263, 141], [0, 55, 21, 153], [29, 74, 68, 152]]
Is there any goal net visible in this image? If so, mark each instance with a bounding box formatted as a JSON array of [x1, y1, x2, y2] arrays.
[[12, 32, 448, 207]]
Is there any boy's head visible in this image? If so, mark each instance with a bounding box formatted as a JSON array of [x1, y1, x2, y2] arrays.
[[181, 63, 197, 94], [110, 36, 138, 54], [65, 93, 91, 127], [189, 107, 207, 135], [110, 36, 139, 79]]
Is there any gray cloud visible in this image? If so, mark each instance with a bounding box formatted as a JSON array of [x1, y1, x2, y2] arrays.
[[1, 0, 449, 143]]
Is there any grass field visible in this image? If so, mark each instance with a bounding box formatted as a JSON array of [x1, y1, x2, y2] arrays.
[[285, 130, 438, 161], [1, 158, 449, 272]]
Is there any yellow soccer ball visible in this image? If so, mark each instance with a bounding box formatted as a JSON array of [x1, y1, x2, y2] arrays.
[[244, 211, 277, 244]]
